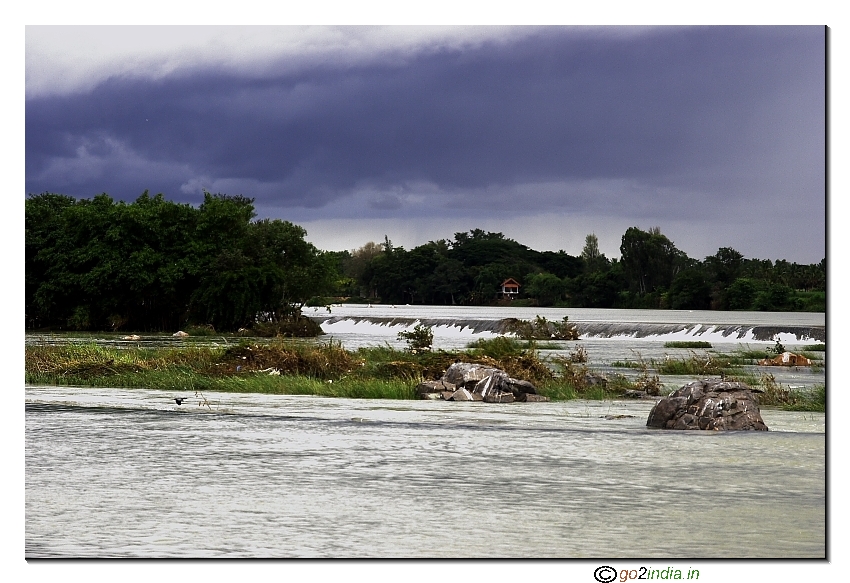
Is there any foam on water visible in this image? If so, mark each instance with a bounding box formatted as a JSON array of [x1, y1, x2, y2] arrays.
[[307, 304, 824, 344]]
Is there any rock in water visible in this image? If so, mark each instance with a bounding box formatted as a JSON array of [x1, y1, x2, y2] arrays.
[[448, 388, 476, 401], [757, 352, 813, 366], [441, 362, 538, 400], [441, 363, 503, 388], [415, 380, 456, 400], [646, 379, 768, 431]]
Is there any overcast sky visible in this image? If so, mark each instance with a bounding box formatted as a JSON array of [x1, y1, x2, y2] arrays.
[[25, 25, 826, 263]]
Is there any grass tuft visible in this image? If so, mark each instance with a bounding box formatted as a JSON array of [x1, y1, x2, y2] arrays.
[[663, 341, 712, 349]]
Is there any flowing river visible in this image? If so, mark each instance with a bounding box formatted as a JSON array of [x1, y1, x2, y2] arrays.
[[25, 307, 825, 558]]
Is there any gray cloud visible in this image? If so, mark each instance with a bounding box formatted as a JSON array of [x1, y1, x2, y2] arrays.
[[25, 25, 825, 262]]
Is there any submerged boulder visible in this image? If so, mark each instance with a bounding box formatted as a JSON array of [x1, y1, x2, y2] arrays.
[[416, 379, 456, 400], [646, 379, 768, 431]]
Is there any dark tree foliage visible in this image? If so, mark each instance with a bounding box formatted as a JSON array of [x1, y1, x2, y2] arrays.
[[567, 264, 627, 308], [26, 191, 336, 331], [26, 192, 825, 320], [668, 269, 712, 310], [524, 272, 565, 306], [348, 226, 823, 312], [538, 250, 585, 280], [619, 227, 688, 295]]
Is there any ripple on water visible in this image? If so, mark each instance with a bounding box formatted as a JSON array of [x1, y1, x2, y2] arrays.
[[26, 386, 824, 558]]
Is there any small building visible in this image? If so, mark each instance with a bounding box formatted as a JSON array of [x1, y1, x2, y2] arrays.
[[500, 278, 521, 299]]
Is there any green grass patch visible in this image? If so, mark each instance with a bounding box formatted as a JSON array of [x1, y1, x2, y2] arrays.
[[184, 325, 218, 336], [655, 357, 727, 376], [465, 336, 527, 359], [610, 361, 644, 369], [535, 383, 579, 401], [754, 374, 825, 412], [26, 338, 554, 400], [26, 367, 416, 399], [802, 344, 825, 352], [663, 341, 712, 349]]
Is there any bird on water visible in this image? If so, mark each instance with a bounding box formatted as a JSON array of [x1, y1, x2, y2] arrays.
[[174, 398, 186, 405]]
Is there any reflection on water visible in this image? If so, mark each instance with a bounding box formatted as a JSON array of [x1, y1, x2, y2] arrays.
[[26, 386, 824, 558]]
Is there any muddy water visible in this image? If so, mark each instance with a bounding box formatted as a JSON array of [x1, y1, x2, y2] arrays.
[[25, 307, 825, 557], [26, 386, 824, 558]]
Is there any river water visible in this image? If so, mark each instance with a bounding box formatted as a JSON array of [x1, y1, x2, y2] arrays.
[[25, 307, 826, 558]]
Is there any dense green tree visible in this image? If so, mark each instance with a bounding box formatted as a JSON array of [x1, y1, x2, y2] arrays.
[[471, 263, 513, 303], [726, 278, 758, 310], [343, 241, 383, 297], [580, 233, 610, 273], [432, 257, 469, 304], [753, 282, 793, 312], [619, 227, 686, 295], [26, 191, 338, 331], [538, 250, 585, 279], [568, 263, 627, 308], [525, 272, 565, 306], [667, 269, 712, 310]]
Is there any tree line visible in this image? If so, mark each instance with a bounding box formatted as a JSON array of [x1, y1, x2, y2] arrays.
[[331, 228, 825, 312], [26, 192, 825, 332]]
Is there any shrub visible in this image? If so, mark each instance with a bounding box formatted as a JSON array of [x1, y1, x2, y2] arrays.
[[568, 345, 588, 363], [767, 338, 786, 355], [663, 341, 712, 349], [397, 324, 434, 353], [655, 351, 728, 376], [504, 315, 579, 340], [466, 336, 525, 359], [185, 324, 217, 336], [755, 375, 824, 411]]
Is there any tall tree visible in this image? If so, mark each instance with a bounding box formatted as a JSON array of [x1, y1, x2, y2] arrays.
[[619, 227, 686, 295], [581, 233, 600, 262]]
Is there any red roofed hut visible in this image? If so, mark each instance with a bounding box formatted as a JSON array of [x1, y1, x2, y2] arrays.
[[500, 278, 520, 299]]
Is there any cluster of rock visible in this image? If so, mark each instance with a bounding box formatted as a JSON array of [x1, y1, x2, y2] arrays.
[[757, 351, 812, 366], [646, 379, 768, 431], [417, 362, 549, 403]]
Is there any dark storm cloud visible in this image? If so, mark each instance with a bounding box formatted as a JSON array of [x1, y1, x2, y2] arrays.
[[25, 26, 824, 260]]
